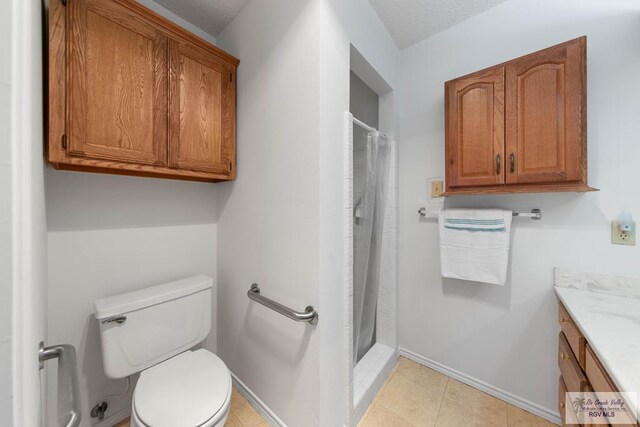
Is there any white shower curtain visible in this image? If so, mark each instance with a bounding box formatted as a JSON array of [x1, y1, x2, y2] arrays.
[[353, 128, 391, 364]]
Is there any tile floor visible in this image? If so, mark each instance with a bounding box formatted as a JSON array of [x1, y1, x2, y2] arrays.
[[114, 357, 556, 427], [112, 386, 267, 427], [358, 356, 558, 427]]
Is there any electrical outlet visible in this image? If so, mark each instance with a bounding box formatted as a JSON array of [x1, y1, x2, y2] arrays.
[[611, 220, 636, 246], [431, 180, 444, 198]]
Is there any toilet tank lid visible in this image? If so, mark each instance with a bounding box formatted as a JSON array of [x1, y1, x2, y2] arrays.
[[94, 275, 213, 320]]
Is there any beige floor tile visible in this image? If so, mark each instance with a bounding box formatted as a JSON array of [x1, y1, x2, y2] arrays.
[[231, 387, 248, 413], [377, 373, 443, 426], [113, 417, 130, 427], [436, 397, 506, 427], [359, 403, 414, 427], [507, 405, 558, 426], [443, 379, 508, 424], [234, 399, 265, 426], [225, 413, 244, 427], [394, 357, 449, 397]]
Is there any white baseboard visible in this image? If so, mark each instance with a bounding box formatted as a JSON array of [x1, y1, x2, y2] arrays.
[[399, 348, 561, 426], [231, 372, 287, 427]]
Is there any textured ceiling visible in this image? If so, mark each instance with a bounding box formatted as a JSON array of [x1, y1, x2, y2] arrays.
[[151, 0, 250, 37], [368, 0, 508, 49]]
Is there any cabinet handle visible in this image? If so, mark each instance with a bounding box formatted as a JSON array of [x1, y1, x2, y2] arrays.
[[560, 352, 570, 360], [496, 154, 501, 175], [560, 402, 565, 408], [560, 316, 567, 323], [510, 153, 516, 173]]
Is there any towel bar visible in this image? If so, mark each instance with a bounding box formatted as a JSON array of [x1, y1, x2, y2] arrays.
[[418, 208, 542, 220]]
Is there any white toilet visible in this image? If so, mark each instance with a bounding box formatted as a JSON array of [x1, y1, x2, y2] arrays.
[[95, 275, 231, 427]]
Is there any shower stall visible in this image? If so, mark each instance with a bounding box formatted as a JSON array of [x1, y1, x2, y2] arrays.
[[346, 69, 398, 426], [352, 119, 390, 363]]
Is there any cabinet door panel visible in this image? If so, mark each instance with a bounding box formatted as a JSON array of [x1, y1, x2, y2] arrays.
[[169, 40, 234, 175], [68, 0, 167, 165], [506, 38, 585, 184], [446, 67, 505, 188]]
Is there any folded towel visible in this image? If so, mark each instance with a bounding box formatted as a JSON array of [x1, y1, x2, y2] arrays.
[[438, 209, 512, 285]]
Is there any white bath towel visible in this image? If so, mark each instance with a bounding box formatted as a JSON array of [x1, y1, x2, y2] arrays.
[[438, 209, 512, 285]]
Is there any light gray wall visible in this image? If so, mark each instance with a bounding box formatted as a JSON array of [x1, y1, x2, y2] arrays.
[[0, 0, 13, 421], [44, 1, 220, 425], [350, 71, 379, 129], [399, 0, 640, 418], [215, 1, 322, 424], [5, 0, 48, 425], [351, 71, 379, 232]]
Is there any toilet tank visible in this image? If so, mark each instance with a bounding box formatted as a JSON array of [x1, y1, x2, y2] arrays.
[[94, 275, 213, 378]]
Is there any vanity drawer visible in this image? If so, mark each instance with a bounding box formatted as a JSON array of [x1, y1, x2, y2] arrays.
[[559, 332, 588, 392], [585, 344, 616, 394], [558, 376, 576, 426], [584, 345, 634, 426], [560, 379, 600, 427], [559, 303, 586, 369]]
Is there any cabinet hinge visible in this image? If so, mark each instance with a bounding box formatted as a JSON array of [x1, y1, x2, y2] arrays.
[[229, 161, 232, 170], [61, 134, 67, 149], [230, 74, 233, 82]]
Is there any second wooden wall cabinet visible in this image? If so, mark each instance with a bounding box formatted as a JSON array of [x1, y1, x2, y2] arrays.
[[48, 0, 239, 182], [444, 37, 596, 195]]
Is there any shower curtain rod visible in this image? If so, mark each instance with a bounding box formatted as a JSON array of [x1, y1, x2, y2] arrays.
[[352, 116, 377, 133]]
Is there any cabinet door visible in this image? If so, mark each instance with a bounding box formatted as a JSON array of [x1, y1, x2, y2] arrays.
[[67, 0, 167, 165], [446, 67, 505, 188], [168, 40, 235, 175], [505, 38, 585, 184]]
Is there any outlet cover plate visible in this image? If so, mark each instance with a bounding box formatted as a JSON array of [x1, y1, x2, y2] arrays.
[[431, 180, 444, 198], [611, 221, 636, 246]]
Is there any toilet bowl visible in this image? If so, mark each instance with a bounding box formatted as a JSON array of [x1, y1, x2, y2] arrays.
[[94, 276, 231, 427], [130, 349, 231, 427]]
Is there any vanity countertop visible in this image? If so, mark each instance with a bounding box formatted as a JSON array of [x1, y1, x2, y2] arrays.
[[554, 269, 640, 418]]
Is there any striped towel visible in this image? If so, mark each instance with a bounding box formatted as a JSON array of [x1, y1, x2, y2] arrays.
[[438, 209, 513, 285], [444, 217, 506, 232]]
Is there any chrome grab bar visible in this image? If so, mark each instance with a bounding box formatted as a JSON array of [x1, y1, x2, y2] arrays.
[[39, 342, 81, 427], [247, 283, 318, 325]]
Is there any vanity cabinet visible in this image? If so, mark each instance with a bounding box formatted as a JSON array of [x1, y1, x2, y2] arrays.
[[445, 37, 594, 195], [557, 302, 638, 427], [48, 0, 238, 182]]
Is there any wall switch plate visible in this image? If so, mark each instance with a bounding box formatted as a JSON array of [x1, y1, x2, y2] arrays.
[[431, 180, 444, 198], [611, 220, 636, 246]]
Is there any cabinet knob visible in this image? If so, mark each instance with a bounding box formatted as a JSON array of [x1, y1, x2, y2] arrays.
[[560, 316, 567, 323], [560, 402, 565, 408], [496, 154, 501, 175], [560, 352, 570, 360]]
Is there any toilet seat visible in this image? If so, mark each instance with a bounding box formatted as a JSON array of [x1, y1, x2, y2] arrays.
[[132, 349, 231, 427]]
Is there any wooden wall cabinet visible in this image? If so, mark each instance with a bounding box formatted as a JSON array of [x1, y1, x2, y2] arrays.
[[48, 0, 239, 182], [445, 37, 596, 195]]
